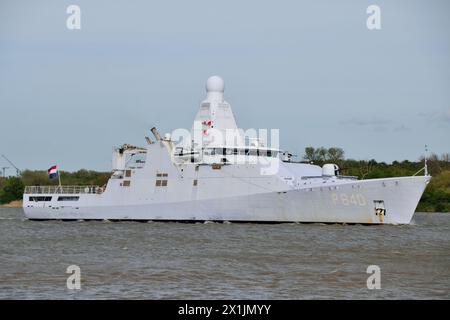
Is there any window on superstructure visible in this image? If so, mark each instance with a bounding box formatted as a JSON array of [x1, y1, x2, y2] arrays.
[[155, 180, 168, 187], [58, 196, 80, 201], [122, 180, 130, 187], [155, 172, 168, 187], [125, 170, 132, 177], [29, 196, 52, 202]]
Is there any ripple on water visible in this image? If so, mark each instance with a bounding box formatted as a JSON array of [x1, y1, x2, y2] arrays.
[[0, 209, 449, 299]]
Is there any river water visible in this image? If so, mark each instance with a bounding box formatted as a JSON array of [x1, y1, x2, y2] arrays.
[[0, 208, 448, 299]]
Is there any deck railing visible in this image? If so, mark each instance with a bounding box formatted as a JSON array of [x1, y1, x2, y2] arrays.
[[24, 185, 103, 194], [300, 175, 358, 180]]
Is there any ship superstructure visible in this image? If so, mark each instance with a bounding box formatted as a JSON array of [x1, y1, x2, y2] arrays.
[[23, 76, 430, 224]]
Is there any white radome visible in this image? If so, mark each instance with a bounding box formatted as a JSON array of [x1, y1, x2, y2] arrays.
[[206, 75, 225, 92]]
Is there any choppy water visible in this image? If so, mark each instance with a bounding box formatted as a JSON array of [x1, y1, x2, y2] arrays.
[[0, 208, 449, 299]]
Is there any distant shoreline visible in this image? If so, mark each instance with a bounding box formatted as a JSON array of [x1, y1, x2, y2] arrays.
[[0, 200, 22, 208]]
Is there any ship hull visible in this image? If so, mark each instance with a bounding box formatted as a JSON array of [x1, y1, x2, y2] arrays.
[[23, 176, 429, 225]]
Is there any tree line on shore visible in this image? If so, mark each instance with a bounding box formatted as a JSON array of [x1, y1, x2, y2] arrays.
[[1, 147, 449, 212], [299, 147, 450, 212]]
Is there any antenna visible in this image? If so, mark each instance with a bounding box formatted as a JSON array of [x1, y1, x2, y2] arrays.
[[1, 155, 21, 176], [151, 127, 161, 141], [424, 145, 428, 176], [145, 136, 153, 145]]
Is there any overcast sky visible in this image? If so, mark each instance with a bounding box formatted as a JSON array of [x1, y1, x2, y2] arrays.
[[0, 0, 449, 172]]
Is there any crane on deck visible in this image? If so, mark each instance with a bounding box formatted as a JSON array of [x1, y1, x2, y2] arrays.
[[1, 167, 9, 177], [1, 155, 21, 176]]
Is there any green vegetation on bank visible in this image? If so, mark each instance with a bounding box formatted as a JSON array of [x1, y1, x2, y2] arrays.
[[0, 149, 449, 211], [301, 147, 450, 212], [0, 176, 24, 205]]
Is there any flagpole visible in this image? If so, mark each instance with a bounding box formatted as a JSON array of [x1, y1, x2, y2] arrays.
[[58, 165, 62, 193]]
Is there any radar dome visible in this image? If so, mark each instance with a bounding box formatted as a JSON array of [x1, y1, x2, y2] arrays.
[[206, 76, 225, 93]]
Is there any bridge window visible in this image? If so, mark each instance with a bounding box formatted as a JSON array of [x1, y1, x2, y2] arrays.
[[205, 147, 278, 157]]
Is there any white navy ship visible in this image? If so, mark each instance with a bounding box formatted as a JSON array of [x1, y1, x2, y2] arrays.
[[23, 76, 430, 224]]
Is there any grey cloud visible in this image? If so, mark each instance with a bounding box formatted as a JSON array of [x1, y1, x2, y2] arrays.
[[417, 109, 450, 123], [393, 125, 410, 132], [339, 117, 392, 126]]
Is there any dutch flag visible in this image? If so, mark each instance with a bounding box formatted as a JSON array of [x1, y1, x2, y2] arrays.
[[48, 165, 58, 179]]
